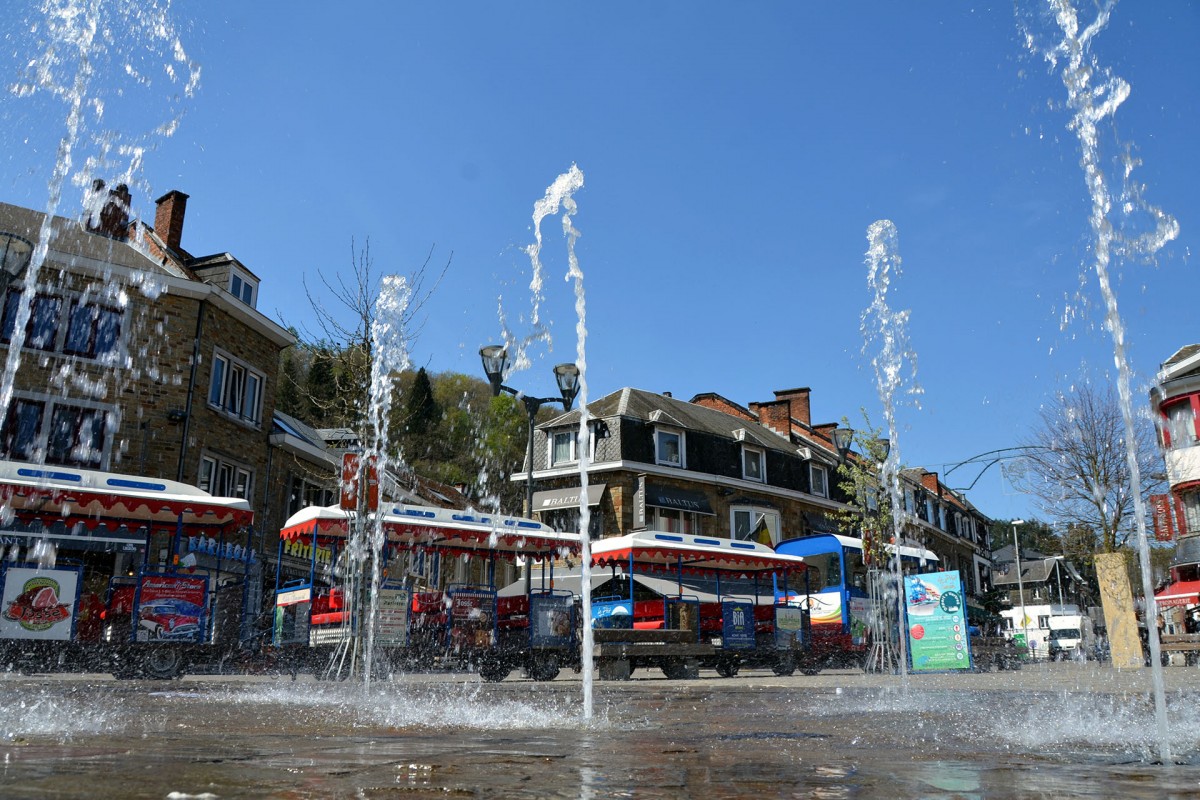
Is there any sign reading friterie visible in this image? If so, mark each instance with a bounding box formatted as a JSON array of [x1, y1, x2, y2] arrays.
[[904, 570, 971, 672]]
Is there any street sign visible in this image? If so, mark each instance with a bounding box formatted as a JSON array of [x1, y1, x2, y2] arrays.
[[340, 453, 379, 512]]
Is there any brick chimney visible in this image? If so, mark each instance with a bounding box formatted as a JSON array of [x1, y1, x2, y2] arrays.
[[812, 422, 838, 448], [920, 471, 941, 496], [750, 399, 791, 436], [85, 181, 131, 240], [773, 387, 812, 427], [154, 190, 189, 251]]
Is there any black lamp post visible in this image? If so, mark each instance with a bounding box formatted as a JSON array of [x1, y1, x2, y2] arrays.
[[831, 426, 855, 462], [479, 345, 580, 516]]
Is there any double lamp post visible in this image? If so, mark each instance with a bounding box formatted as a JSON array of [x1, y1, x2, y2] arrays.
[[479, 345, 580, 517]]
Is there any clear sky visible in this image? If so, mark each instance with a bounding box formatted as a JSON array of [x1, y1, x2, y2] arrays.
[[1, 2, 1196, 528]]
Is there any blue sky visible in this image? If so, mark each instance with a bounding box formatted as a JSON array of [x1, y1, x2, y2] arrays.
[[1, 2, 1196, 527]]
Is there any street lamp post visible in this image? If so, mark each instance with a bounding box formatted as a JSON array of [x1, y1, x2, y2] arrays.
[[479, 346, 580, 517], [1012, 519, 1030, 656]]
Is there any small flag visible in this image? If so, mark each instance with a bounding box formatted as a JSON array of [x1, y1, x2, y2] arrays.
[[751, 514, 772, 547]]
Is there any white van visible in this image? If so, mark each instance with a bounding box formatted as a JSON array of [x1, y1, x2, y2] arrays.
[[1047, 615, 1093, 660]]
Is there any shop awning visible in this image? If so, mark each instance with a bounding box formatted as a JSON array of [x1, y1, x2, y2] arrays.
[[645, 484, 715, 516], [1155, 579, 1200, 608], [591, 530, 806, 576], [532, 484, 606, 512]]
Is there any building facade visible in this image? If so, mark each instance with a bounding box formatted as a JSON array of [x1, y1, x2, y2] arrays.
[[1151, 344, 1200, 612], [522, 384, 994, 599]]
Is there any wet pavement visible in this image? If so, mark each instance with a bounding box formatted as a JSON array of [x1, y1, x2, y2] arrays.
[[2, 662, 1200, 799]]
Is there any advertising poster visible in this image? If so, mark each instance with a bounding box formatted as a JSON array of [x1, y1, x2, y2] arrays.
[[449, 589, 495, 649], [375, 582, 410, 648], [848, 595, 871, 646], [530, 593, 574, 647], [905, 570, 972, 672], [721, 601, 757, 650], [774, 606, 805, 650], [0, 566, 80, 641], [136, 573, 208, 643]]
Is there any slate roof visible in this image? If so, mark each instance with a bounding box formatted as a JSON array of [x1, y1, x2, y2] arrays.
[[543, 387, 799, 454]]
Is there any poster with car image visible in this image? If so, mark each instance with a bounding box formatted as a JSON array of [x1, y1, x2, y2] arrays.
[[904, 570, 971, 672], [0, 565, 80, 640], [136, 573, 208, 643]]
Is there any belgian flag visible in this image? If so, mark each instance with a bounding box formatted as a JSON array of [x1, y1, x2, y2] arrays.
[[751, 514, 773, 547]]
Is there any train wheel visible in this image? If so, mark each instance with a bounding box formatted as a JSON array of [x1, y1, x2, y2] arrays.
[[479, 654, 510, 683], [771, 657, 796, 677], [143, 647, 183, 680], [528, 653, 560, 682], [714, 657, 740, 678]]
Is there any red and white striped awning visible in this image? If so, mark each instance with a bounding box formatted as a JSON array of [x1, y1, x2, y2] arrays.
[[591, 530, 806, 576], [0, 460, 252, 530], [279, 504, 581, 559]]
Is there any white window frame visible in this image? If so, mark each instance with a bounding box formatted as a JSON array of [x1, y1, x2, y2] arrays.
[[198, 453, 254, 500], [549, 425, 597, 467], [809, 463, 828, 497], [655, 427, 684, 468], [208, 348, 265, 426], [1, 287, 125, 363], [730, 506, 780, 546], [649, 506, 701, 535], [229, 268, 258, 308], [0, 392, 114, 470], [742, 446, 765, 482]]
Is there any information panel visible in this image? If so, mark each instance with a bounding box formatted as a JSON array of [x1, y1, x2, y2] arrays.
[[375, 582, 410, 648], [904, 570, 971, 672], [721, 601, 757, 650]]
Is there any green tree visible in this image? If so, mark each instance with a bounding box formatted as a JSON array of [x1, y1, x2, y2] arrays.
[[832, 416, 895, 568]]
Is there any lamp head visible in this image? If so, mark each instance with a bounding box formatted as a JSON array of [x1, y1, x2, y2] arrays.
[[479, 345, 510, 397], [831, 426, 855, 460], [553, 363, 580, 410]]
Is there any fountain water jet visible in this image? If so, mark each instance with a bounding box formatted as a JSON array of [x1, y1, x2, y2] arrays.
[[1021, 0, 1181, 764], [861, 219, 922, 682]]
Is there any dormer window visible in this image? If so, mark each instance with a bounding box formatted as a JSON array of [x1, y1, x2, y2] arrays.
[[655, 428, 684, 467], [742, 445, 765, 482], [229, 270, 257, 308], [809, 463, 828, 497]]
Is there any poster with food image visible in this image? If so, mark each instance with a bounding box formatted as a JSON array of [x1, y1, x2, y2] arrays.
[[136, 573, 208, 643], [0, 566, 80, 640]]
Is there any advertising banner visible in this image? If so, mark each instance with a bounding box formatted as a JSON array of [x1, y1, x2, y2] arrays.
[[448, 589, 495, 649], [529, 593, 574, 647], [905, 570, 972, 672], [774, 606, 805, 650], [375, 582, 410, 648], [0, 566, 80, 640], [721, 601, 757, 649], [136, 573, 208, 643]]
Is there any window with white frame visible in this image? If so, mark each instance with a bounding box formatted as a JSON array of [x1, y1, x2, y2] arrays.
[[655, 428, 683, 467], [208, 349, 264, 425], [198, 454, 254, 500], [650, 506, 701, 535], [809, 463, 828, 497], [742, 446, 765, 482], [1181, 491, 1200, 538], [1164, 397, 1197, 448], [229, 269, 258, 308], [1, 289, 123, 361], [0, 395, 112, 469], [288, 476, 335, 518], [731, 506, 780, 546], [549, 425, 597, 467]]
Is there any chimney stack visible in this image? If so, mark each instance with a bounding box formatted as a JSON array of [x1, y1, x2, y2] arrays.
[[773, 387, 812, 427], [85, 181, 131, 241], [154, 190, 189, 251]]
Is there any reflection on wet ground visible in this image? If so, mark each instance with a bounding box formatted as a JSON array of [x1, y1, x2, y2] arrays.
[[2, 664, 1199, 798]]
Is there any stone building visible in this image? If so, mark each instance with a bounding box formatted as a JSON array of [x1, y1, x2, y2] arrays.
[[0, 186, 293, 591], [1151, 344, 1200, 613]]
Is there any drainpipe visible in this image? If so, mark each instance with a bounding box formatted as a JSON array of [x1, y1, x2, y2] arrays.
[[176, 298, 207, 482]]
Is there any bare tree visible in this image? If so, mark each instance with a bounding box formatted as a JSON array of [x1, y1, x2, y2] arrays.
[[282, 238, 450, 432], [1008, 383, 1164, 553]]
